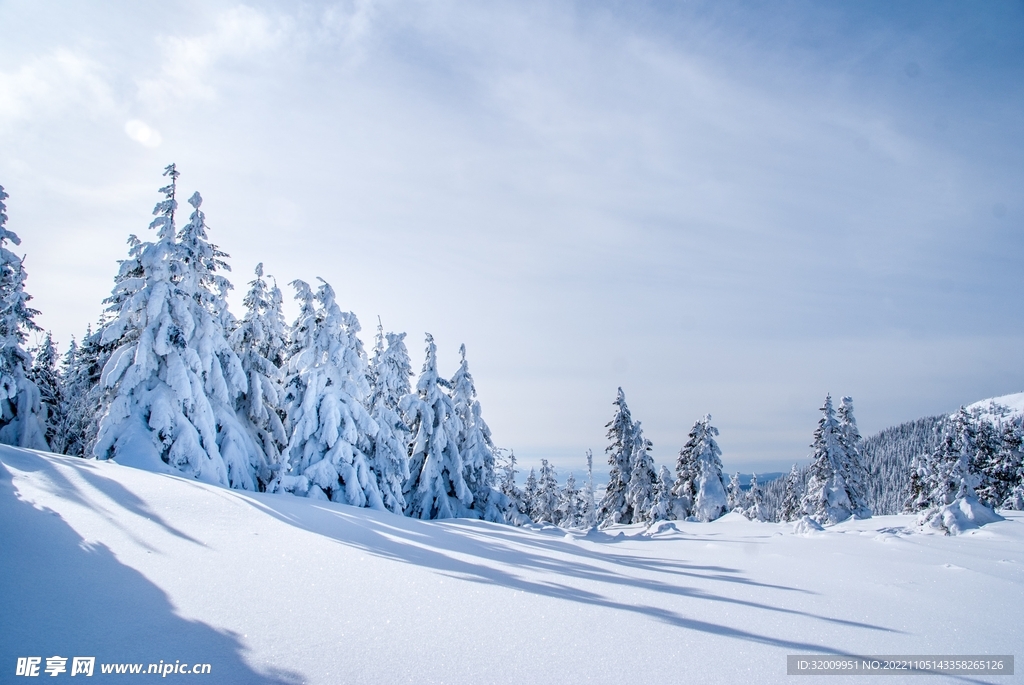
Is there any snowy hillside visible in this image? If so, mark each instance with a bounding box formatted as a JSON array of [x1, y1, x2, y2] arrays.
[[966, 392, 1024, 421], [4, 446, 1022, 684]]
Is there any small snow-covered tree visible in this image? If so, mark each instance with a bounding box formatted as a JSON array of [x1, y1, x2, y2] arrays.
[[450, 343, 504, 521], [30, 331, 63, 450], [495, 447, 525, 520], [230, 263, 288, 489], [779, 464, 803, 522], [279, 279, 382, 507], [0, 184, 48, 450], [744, 473, 765, 521], [533, 458, 560, 524], [688, 415, 728, 522], [975, 416, 1018, 509], [837, 396, 871, 519], [557, 472, 581, 528], [726, 472, 743, 512], [521, 467, 539, 520], [366, 324, 412, 513], [670, 429, 699, 520], [649, 464, 675, 522], [997, 421, 1024, 510], [598, 388, 635, 527], [402, 333, 470, 519]]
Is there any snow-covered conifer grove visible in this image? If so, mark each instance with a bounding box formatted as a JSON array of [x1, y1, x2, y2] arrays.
[[3, 168, 1024, 535]]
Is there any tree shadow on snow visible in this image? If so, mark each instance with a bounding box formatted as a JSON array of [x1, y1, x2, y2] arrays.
[[0, 458, 302, 685], [241, 493, 903, 654]]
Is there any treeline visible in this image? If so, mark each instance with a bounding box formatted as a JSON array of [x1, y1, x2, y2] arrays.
[[3, 169, 1023, 533]]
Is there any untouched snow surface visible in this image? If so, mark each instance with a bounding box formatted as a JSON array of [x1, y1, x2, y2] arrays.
[[3, 446, 1022, 684]]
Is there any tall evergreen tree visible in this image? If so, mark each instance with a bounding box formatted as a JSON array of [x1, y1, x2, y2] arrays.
[[366, 324, 412, 513], [581, 449, 598, 529], [670, 431, 700, 520], [94, 167, 259, 490], [649, 464, 675, 522], [30, 331, 63, 450], [779, 464, 803, 522], [521, 467, 539, 520], [625, 421, 657, 523], [802, 395, 857, 525], [401, 333, 470, 519], [495, 447, 525, 520], [689, 415, 728, 522], [533, 458, 560, 524], [598, 388, 635, 527], [557, 472, 582, 528], [279, 279, 382, 507], [837, 396, 871, 519], [231, 263, 288, 489], [0, 184, 48, 450], [450, 343, 504, 521]]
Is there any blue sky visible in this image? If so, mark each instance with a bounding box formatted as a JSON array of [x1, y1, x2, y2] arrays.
[[1, 0, 1022, 477]]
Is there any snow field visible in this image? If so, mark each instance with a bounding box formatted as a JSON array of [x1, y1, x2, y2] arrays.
[[3, 447, 1022, 684]]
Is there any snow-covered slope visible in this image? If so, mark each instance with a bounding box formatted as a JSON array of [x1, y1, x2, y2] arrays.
[[965, 391, 1024, 421], [3, 446, 1022, 684]]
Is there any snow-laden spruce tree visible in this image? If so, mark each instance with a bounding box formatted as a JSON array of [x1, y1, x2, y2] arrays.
[[598, 388, 635, 527], [230, 263, 288, 489], [687, 415, 728, 522], [670, 431, 699, 520], [366, 324, 412, 513], [836, 396, 871, 519], [558, 472, 581, 528], [801, 395, 859, 525], [726, 472, 743, 512], [779, 464, 803, 522], [744, 473, 766, 521], [649, 464, 675, 522], [997, 421, 1024, 510], [625, 421, 658, 524], [402, 333, 471, 519], [974, 416, 1019, 509], [95, 167, 259, 489], [450, 343, 506, 521], [0, 184, 48, 450], [30, 332, 64, 450], [912, 408, 1002, 534], [279, 279, 383, 507], [533, 458, 560, 524], [521, 467, 539, 519], [495, 447, 525, 519]]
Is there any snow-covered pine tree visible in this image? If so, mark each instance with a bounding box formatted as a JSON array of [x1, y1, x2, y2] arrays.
[[726, 472, 743, 512], [30, 331, 63, 450], [495, 447, 526, 520], [94, 167, 259, 490], [279, 279, 382, 507], [998, 421, 1023, 510], [0, 184, 48, 450], [689, 415, 728, 522], [365, 324, 413, 514], [801, 395, 857, 525], [914, 408, 1002, 534], [598, 388, 635, 527], [625, 421, 657, 524], [974, 415, 1016, 509], [558, 472, 581, 528], [670, 426, 700, 520], [837, 396, 871, 519], [521, 467, 539, 521], [744, 473, 765, 521], [534, 458, 560, 524], [450, 343, 505, 521], [581, 449, 598, 528], [779, 464, 803, 522], [401, 333, 470, 519], [649, 464, 675, 522], [230, 263, 288, 490]]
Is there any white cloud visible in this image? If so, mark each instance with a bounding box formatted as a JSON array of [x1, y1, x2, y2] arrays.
[[0, 49, 114, 127]]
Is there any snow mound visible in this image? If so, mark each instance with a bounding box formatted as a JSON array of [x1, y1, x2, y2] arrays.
[[792, 516, 825, 535], [917, 496, 1005, 536]]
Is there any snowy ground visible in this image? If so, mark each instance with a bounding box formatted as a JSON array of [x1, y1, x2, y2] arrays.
[[2, 446, 1021, 684]]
